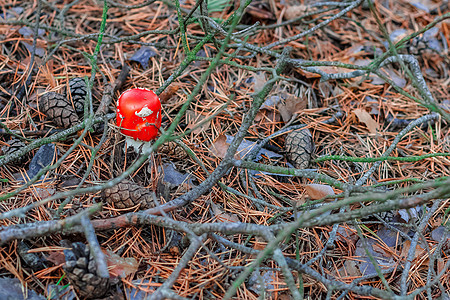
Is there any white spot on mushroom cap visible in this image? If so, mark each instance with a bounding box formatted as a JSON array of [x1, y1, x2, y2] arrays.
[[135, 105, 154, 118]]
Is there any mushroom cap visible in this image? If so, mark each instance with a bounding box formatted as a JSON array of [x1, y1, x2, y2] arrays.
[[116, 88, 162, 142]]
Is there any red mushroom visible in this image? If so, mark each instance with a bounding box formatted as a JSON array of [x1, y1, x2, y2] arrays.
[[116, 88, 162, 142]]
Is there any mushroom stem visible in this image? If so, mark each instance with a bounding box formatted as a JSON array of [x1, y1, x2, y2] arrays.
[[124, 137, 153, 154]]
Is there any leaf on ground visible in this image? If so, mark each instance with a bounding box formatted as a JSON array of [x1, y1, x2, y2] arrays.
[[186, 110, 211, 134], [160, 162, 193, 187], [22, 41, 45, 57], [248, 270, 277, 296], [34, 187, 55, 200], [283, 5, 308, 20], [389, 29, 408, 43], [0, 277, 45, 300], [345, 44, 365, 57], [0, 7, 24, 21], [345, 260, 362, 277], [159, 85, 179, 103], [211, 134, 283, 161], [210, 201, 240, 222], [400, 240, 428, 266], [387, 69, 407, 88], [104, 249, 139, 278], [254, 110, 264, 122], [253, 72, 266, 93], [316, 66, 351, 75], [430, 226, 450, 246], [45, 251, 66, 266], [371, 69, 406, 88], [125, 279, 160, 300], [410, 0, 433, 12], [128, 46, 157, 69], [352, 108, 379, 133], [437, 258, 445, 274], [355, 238, 395, 276], [19, 26, 45, 37], [336, 225, 358, 244], [292, 194, 306, 206], [224, 134, 282, 161], [258, 108, 281, 123], [335, 260, 361, 278], [210, 134, 231, 159], [278, 94, 307, 122], [304, 184, 335, 200], [296, 68, 322, 79], [261, 95, 282, 110], [375, 226, 399, 250]]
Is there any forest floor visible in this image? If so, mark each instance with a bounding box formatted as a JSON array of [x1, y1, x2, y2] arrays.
[[0, 0, 449, 299]]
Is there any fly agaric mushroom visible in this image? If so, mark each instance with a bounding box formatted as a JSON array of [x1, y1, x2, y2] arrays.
[[116, 88, 162, 152]]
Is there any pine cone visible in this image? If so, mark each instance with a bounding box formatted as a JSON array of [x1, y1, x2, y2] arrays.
[[63, 242, 110, 299], [68, 77, 87, 115], [284, 128, 314, 169], [158, 141, 188, 159], [39, 92, 79, 128], [1, 138, 27, 163], [102, 180, 155, 210]]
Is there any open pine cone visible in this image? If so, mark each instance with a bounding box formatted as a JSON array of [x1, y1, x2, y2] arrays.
[[39, 92, 79, 128], [67, 77, 87, 115], [284, 128, 314, 169], [63, 242, 110, 299], [102, 180, 155, 210]]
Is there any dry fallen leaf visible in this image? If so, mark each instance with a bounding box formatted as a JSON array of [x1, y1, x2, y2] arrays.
[[296, 68, 322, 79], [304, 184, 335, 200], [340, 260, 362, 277], [45, 251, 66, 266], [254, 110, 264, 122], [283, 5, 308, 20], [210, 134, 230, 159], [370, 68, 406, 88], [159, 85, 179, 103], [253, 72, 267, 93], [400, 240, 429, 266], [278, 94, 307, 123], [316, 65, 351, 75], [104, 249, 139, 278], [336, 225, 358, 244], [353, 108, 379, 133], [210, 134, 241, 159], [437, 258, 445, 274], [34, 187, 56, 199], [210, 201, 240, 223]]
